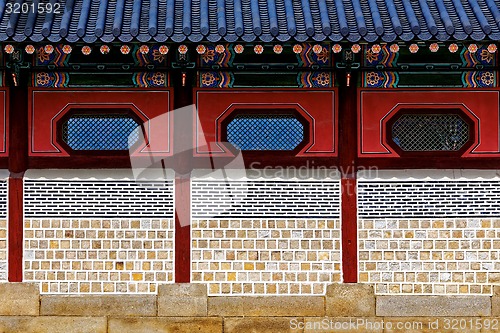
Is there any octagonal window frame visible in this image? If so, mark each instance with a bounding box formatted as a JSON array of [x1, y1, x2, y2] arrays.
[[220, 108, 311, 155], [56, 108, 145, 156], [385, 108, 476, 157]]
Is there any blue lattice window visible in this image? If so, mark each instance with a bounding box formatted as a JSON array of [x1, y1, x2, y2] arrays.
[[62, 114, 140, 151], [226, 115, 304, 151], [391, 114, 470, 152]]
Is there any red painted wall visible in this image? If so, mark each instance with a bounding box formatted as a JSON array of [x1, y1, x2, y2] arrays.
[[194, 89, 338, 157], [28, 89, 172, 157], [358, 89, 500, 158], [0, 89, 8, 157]]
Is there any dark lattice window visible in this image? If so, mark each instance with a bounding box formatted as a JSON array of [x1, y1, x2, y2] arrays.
[[227, 115, 304, 150], [62, 115, 140, 150], [392, 114, 470, 151]]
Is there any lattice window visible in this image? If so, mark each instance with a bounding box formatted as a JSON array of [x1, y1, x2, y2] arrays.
[[391, 114, 469, 151], [226, 115, 304, 150], [62, 114, 140, 150]]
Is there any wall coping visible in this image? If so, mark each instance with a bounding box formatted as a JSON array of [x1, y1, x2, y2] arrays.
[[357, 169, 500, 181]]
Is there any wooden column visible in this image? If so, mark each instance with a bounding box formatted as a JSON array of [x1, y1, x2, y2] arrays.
[[174, 175, 191, 282], [172, 58, 195, 283], [338, 70, 358, 283], [8, 83, 29, 282]]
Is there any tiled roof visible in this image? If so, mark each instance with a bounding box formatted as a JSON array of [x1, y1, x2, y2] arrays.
[[1, 0, 500, 43]]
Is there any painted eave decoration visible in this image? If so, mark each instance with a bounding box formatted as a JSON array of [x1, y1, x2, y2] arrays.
[[1, 0, 500, 43]]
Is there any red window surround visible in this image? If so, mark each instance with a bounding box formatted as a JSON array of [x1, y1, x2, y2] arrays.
[[194, 88, 338, 167]]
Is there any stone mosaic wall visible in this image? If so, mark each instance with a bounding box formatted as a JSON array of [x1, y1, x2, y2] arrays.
[[358, 170, 500, 295], [191, 170, 341, 296], [190, 174, 342, 295], [358, 179, 500, 218], [358, 218, 500, 295], [20, 167, 500, 296], [23, 171, 175, 294], [0, 219, 6, 281], [24, 179, 174, 218], [0, 177, 7, 282], [192, 180, 341, 218], [24, 219, 175, 293], [191, 219, 342, 295]]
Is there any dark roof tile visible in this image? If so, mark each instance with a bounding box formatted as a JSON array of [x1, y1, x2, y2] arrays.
[[1, 0, 500, 43]]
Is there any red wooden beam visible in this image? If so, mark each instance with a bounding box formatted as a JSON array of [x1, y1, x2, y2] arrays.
[[8, 84, 29, 282], [174, 176, 191, 282], [172, 63, 194, 283], [8, 175, 23, 282], [341, 177, 357, 282], [338, 70, 358, 283]]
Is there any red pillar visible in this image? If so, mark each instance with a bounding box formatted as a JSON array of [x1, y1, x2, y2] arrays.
[[338, 70, 358, 283], [172, 55, 195, 283], [341, 177, 357, 282], [174, 176, 191, 282], [8, 176, 23, 282], [8, 83, 28, 282]]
